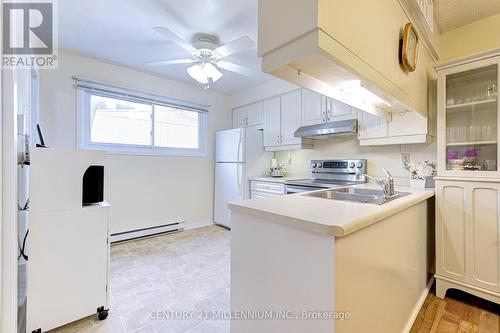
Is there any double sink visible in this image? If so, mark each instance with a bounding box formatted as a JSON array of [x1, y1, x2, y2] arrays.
[[303, 187, 411, 205]]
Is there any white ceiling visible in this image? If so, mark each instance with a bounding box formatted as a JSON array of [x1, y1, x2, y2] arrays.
[[435, 0, 500, 33], [59, 0, 274, 94]]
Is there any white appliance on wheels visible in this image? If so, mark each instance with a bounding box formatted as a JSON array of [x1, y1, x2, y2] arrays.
[[27, 148, 110, 333], [214, 127, 272, 228]]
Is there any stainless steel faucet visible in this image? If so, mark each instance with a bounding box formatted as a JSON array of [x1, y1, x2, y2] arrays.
[[363, 168, 395, 198]]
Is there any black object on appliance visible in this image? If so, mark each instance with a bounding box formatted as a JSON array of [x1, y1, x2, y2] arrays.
[[36, 124, 47, 148], [82, 166, 104, 206]]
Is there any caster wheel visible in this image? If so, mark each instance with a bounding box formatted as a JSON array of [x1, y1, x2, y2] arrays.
[[97, 309, 108, 320], [97, 306, 109, 320]]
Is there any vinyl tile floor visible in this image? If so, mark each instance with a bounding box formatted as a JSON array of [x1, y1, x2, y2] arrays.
[[48, 225, 230, 333]]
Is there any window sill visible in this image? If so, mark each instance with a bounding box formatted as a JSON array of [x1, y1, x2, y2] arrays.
[[80, 144, 207, 158]]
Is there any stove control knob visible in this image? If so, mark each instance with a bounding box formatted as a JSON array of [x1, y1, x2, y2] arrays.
[[356, 162, 363, 168], [311, 162, 317, 168], [348, 162, 355, 168], [317, 162, 323, 168]]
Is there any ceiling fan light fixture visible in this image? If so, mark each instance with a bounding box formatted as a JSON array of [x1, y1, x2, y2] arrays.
[[187, 62, 223, 84]]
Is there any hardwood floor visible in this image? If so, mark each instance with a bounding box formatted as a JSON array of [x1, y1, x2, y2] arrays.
[[410, 286, 499, 333]]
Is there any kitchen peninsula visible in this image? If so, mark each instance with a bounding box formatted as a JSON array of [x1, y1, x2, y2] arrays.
[[229, 184, 435, 333]]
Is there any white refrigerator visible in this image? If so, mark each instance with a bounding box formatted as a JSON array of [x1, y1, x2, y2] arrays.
[[214, 126, 272, 228]]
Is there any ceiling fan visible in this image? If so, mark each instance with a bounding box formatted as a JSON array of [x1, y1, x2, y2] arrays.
[[147, 27, 258, 89]]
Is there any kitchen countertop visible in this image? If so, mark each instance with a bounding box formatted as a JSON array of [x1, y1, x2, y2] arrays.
[[248, 175, 308, 183], [228, 183, 435, 237]]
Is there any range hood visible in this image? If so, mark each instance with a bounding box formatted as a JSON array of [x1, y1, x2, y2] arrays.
[[294, 119, 357, 139]]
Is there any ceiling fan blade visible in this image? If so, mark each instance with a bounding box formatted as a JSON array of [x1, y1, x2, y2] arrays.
[[214, 36, 254, 58], [153, 27, 196, 52], [145, 59, 197, 66], [217, 61, 260, 77]]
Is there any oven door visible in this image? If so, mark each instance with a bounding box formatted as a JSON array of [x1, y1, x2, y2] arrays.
[[285, 184, 324, 194]]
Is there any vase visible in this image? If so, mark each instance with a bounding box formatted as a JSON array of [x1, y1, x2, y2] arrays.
[[409, 177, 435, 188]]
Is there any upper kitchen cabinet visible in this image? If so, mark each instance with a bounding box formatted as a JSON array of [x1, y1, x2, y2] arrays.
[[233, 106, 247, 128], [301, 89, 326, 126], [263, 97, 281, 147], [358, 108, 432, 145], [258, 0, 437, 123], [330, 99, 357, 121], [358, 111, 388, 140], [280, 90, 302, 145], [301, 89, 357, 126], [232, 102, 264, 128], [246, 102, 264, 126], [436, 53, 500, 178], [263, 90, 313, 151]]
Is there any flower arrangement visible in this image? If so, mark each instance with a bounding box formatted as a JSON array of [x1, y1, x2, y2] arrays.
[[405, 160, 436, 188], [405, 160, 437, 179], [269, 163, 286, 177]]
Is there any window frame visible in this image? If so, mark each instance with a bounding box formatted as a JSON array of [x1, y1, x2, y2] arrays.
[[77, 88, 208, 157]]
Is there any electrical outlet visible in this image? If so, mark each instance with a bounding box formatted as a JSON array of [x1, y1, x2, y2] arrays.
[[401, 152, 410, 168]]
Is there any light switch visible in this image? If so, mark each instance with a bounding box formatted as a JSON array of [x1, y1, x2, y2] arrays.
[[400, 152, 410, 168]]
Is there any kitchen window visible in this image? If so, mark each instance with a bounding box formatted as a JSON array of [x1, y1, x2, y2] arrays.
[[76, 78, 208, 156]]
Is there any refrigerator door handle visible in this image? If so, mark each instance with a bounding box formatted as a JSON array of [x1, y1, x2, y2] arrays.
[[237, 163, 243, 195], [237, 135, 243, 163]]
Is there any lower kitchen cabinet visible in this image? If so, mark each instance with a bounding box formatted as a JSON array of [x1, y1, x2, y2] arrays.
[[250, 180, 285, 198], [435, 179, 500, 304]]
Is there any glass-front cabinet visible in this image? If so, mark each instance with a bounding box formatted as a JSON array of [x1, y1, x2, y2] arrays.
[[437, 57, 500, 177]]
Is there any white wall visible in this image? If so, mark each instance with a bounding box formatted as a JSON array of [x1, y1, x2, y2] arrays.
[[231, 78, 299, 107], [274, 139, 436, 185], [38, 51, 232, 234], [233, 79, 437, 185]]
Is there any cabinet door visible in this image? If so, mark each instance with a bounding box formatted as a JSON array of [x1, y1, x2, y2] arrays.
[[329, 99, 357, 121], [439, 60, 499, 177], [232, 106, 247, 128], [250, 181, 285, 195], [436, 180, 500, 294], [358, 111, 388, 139], [263, 97, 281, 147], [280, 90, 302, 145], [246, 102, 263, 126], [468, 184, 500, 292], [301, 89, 325, 126], [389, 111, 427, 136], [435, 181, 467, 282]]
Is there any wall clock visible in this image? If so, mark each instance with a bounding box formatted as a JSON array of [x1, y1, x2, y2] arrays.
[[400, 23, 419, 72]]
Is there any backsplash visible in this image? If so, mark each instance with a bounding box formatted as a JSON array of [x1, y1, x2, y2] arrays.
[[275, 136, 437, 186]]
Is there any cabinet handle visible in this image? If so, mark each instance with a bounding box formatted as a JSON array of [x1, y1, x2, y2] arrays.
[[277, 135, 280, 144]]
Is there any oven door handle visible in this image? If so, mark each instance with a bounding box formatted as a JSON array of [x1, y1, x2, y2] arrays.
[[285, 185, 322, 194]]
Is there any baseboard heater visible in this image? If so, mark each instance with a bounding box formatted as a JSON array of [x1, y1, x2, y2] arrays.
[[110, 221, 185, 243]]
